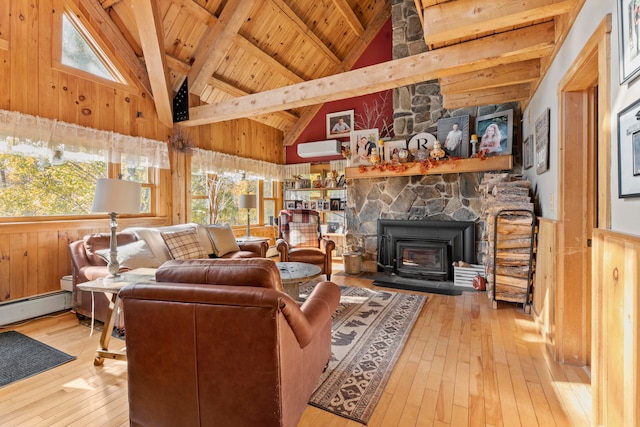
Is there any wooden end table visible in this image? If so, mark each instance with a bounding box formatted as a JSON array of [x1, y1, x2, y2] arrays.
[[76, 268, 156, 366], [276, 262, 321, 300]]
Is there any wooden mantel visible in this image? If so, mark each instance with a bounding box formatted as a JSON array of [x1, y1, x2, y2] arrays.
[[344, 155, 513, 179]]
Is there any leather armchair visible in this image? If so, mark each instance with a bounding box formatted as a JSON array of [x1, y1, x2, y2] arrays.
[[120, 258, 341, 427], [276, 209, 335, 280]]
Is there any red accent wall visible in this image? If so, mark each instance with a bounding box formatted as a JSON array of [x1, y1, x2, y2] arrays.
[[286, 19, 393, 164]]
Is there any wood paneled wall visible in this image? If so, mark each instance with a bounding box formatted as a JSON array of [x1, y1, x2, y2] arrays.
[[535, 225, 640, 426], [196, 118, 284, 163], [592, 229, 640, 427], [0, 0, 285, 303], [0, 217, 167, 303], [532, 217, 557, 353]]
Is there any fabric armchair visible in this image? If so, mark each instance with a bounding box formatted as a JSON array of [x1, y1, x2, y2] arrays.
[[120, 258, 340, 427], [275, 209, 335, 280]]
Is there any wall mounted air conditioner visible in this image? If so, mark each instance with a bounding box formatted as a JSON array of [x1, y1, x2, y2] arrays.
[[297, 140, 342, 158]]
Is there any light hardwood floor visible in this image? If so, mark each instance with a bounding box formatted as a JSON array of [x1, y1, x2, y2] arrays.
[[0, 272, 591, 427]]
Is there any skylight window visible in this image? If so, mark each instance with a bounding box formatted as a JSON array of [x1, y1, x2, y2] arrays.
[[61, 12, 123, 83]]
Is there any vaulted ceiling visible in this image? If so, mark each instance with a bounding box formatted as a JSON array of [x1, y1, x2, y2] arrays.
[[92, 0, 584, 146]]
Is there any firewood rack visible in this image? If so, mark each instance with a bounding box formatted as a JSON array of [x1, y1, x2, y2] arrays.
[[490, 209, 536, 313]]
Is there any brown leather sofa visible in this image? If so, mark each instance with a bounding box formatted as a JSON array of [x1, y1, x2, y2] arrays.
[[69, 223, 268, 327], [120, 258, 341, 427]]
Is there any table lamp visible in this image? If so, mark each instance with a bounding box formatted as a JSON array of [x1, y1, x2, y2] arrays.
[[91, 178, 141, 279], [239, 194, 256, 238]]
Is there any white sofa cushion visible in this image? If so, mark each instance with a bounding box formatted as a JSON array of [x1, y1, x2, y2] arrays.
[[95, 240, 163, 269], [124, 223, 215, 262]]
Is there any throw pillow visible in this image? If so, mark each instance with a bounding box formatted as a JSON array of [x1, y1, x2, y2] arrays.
[[288, 222, 319, 248], [205, 224, 240, 257], [96, 240, 163, 269], [160, 228, 209, 260]]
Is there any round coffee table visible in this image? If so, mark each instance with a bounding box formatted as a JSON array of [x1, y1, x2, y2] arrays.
[[276, 262, 321, 300]]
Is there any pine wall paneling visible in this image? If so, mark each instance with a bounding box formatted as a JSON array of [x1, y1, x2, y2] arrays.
[[532, 217, 557, 354], [592, 229, 640, 427], [0, 218, 170, 303]]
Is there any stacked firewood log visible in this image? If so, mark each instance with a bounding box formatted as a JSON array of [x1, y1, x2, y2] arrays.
[[478, 173, 536, 308]]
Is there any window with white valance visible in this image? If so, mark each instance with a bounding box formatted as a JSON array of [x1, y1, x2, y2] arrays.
[[191, 148, 284, 182], [0, 109, 169, 169], [0, 109, 168, 218]]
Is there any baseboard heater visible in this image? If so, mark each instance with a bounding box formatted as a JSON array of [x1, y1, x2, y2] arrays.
[[0, 291, 72, 326]]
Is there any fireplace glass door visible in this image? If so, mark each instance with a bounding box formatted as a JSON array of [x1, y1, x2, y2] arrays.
[[396, 241, 449, 280]]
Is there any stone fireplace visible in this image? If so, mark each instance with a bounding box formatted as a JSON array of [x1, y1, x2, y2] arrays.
[[342, 0, 521, 271], [377, 219, 476, 280]]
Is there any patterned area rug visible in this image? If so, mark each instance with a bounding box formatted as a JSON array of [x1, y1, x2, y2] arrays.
[[299, 283, 426, 424], [0, 331, 76, 388]]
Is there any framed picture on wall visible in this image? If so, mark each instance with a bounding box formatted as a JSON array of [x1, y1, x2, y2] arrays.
[[476, 110, 513, 156], [535, 108, 550, 175], [617, 98, 640, 197], [618, 0, 640, 84], [523, 135, 534, 169], [437, 116, 470, 158], [326, 110, 354, 138]]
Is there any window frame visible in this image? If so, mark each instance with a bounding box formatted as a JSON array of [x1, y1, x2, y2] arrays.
[[189, 171, 281, 227], [52, 2, 139, 94]]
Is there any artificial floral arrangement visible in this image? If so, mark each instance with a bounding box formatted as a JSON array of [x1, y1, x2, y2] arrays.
[[355, 149, 489, 175]]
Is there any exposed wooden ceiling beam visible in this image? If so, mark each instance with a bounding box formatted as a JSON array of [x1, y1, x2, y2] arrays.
[[171, 0, 217, 27], [422, 0, 576, 46], [185, 22, 555, 127], [331, 0, 364, 36], [99, 0, 122, 9], [166, 40, 305, 95], [442, 83, 532, 109], [208, 77, 298, 124], [166, 53, 299, 130], [130, 0, 173, 127], [188, 0, 259, 96], [439, 59, 541, 94], [283, 0, 391, 146], [269, 0, 341, 65], [80, 0, 152, 95]]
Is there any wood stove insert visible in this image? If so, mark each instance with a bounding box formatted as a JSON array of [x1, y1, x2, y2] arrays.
[[378, 219, 476, 281]]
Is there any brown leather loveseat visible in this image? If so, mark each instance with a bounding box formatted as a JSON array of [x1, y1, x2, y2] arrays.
[[120, 258, 341, 427]]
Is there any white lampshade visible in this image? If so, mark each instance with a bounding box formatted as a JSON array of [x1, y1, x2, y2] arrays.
[[91, 178, 142, 214], [239, 194, 256, 210]]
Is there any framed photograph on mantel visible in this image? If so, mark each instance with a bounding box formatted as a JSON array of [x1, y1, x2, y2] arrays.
[[476, 110, 513, 156], [348, 128, 379, 166], [326, 110, 354, 139], [617, 98, 640, 197], [618, 0, 640, 84], [437, 116, 470, 157]]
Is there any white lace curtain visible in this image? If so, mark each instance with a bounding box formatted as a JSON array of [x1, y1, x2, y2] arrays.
[[191, 148, 285, 181], [0, 109, 169, 169]]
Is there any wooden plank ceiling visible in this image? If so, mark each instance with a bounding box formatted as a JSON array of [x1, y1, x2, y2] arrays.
[[95, 0, 584, 145]]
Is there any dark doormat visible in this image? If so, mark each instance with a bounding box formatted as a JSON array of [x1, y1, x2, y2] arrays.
[[0, 331, 76, 388], [361, 272, 472, 296]]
